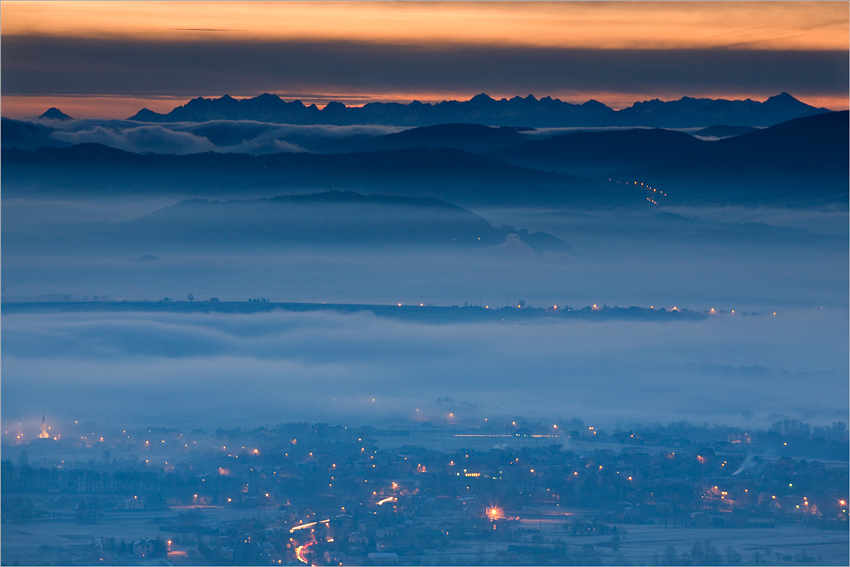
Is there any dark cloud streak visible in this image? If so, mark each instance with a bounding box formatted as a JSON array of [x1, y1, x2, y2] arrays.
[[3, 36, 847, 100]]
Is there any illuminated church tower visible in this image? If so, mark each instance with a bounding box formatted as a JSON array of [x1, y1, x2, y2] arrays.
[[39, 414, 50, 439]]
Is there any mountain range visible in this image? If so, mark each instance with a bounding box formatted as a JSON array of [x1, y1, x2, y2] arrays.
[[127, 92, 830, 128], [3, 111, 846, 208]]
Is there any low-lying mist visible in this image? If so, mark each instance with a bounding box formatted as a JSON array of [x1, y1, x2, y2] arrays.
[[2, 117, 405, 154], [3, 204, 845, 310], [2, 307, 846, 431], [3, 200, 846, 433]]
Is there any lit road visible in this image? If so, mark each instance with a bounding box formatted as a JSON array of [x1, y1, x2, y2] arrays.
[[295, 540, 316, 564]]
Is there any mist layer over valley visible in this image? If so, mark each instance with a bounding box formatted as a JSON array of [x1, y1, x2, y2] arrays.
[[2, 96, 847, 435], [2, 187, 846, 431], [2, 302, 846, 432]]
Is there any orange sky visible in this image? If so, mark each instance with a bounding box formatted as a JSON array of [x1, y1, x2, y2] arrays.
[[3, 1, 847, 51]]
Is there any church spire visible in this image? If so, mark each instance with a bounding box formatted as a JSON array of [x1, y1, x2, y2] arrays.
[[39, 414, 50, 439]]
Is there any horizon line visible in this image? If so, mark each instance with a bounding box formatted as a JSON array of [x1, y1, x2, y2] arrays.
[[3, 91, 846, 121]]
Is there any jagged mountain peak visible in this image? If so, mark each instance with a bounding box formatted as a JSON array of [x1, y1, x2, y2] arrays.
[[124, 92, 827, 128], [39, 108, 73, 121], [469, 93, 495, 103]]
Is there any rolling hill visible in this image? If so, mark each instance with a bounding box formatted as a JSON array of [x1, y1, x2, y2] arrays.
[[1, 144, 631, 208], [4, 191, 568, 253]]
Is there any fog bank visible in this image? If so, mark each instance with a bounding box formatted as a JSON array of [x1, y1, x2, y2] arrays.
[[2, 308, 846, 430]]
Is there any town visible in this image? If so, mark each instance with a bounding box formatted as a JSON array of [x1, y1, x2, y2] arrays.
[[2, 417, 847, 566]]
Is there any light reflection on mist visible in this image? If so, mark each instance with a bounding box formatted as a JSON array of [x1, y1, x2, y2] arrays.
[[2, 308, 846, 430]]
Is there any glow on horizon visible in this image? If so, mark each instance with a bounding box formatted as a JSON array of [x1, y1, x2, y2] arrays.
[[3, 1, 846, 52], [2, 2, 847, 118], [3, 90, 847, 121]]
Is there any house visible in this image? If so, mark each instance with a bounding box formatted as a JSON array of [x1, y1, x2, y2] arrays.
[[125, 496, 145, 509], [134, 539, 155, 557], [192, 494, 213, 505]]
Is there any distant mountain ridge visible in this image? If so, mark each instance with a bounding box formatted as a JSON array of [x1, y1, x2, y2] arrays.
[[127, 92, 829, 128], [5, 190, 568, 253], [39, 107, 73, 121], [4, 112, 845, 209], [138, 190, 566, 251]]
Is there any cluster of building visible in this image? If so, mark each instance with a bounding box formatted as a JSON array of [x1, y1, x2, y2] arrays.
[[2, 418, 847, 565]]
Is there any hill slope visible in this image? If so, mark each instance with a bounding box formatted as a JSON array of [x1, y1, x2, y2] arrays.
[[5, 191, 568, 253], [489, 111, 849, 206], [361, 123, 534, 153], [1, 144, 631, 208]]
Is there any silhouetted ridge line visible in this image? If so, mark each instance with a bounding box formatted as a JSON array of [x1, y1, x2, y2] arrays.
[[126, 92, 830, 128], [39, 107, 73, 121]]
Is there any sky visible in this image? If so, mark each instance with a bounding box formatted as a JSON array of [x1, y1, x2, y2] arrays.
[[2, 1, 848, 118]]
